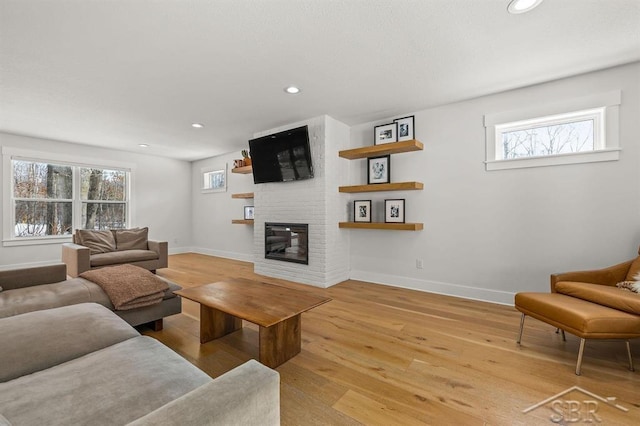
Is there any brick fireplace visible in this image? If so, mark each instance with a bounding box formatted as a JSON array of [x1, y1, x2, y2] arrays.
[[252, 116, 350, 288]]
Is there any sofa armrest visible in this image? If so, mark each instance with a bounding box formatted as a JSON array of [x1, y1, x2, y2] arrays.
[[148, 240, 168, 269], [127, 360, 279, 426], [0, 263, 67, 291], [61, 243, 91, 278], [550, 259, 634, 292]]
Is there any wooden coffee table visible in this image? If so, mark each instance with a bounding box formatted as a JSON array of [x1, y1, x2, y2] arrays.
[[175, 278, 331, 368]]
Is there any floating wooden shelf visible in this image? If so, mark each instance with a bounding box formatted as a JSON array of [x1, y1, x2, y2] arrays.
[[232, 219, 254, 225], [339, 182, 423, 193], [231, 192, 254, 199], [231, 165, 253, 174], [338, 140, 423, 160], [339, 222, 423, 231]]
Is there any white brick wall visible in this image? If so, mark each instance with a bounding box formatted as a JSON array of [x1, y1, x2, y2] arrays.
[[252, 116, 350, 288]]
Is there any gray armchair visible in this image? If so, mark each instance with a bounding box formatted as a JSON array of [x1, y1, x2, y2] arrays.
[[62, 228, 168, 277]]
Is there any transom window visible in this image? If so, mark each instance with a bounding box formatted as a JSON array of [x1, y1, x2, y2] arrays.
[[484, 91, 621, 171], [3, 148, 131, 245], [496, 108, 603, 160]]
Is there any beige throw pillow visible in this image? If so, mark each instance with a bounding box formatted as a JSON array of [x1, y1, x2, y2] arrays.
[[115, 227, 148, 251], [76, 230, 116, 255], [626, 257, 640, 281]]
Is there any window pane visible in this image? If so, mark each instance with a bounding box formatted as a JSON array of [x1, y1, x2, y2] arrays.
[[501, 119, 594, 159], [82, 203, 126, 230], [14, 201, 72, 236], [13, 160, 72, 199], [80, 168, 126, 201]]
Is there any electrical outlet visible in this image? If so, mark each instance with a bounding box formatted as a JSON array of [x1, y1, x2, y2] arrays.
[[416, 259, 424, 269]]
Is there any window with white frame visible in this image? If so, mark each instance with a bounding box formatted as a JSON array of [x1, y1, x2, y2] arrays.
[[3, 148, 131, 245], [484, 91, 621, 171]]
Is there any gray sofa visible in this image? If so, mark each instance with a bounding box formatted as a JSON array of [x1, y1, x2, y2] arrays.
[[0, 263, 180, 330], [0, 303, 280, 425], [62, 227, 168, 278]]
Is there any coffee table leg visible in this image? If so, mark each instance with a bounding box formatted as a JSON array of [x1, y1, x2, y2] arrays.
[[200, 304, 242, 344], [259, 314, 301, 368]]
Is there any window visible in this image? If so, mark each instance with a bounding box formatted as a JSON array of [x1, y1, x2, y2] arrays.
[[201, 167, 226, 193], [3, 148, 132, 245], [484, 91, 621, 171]]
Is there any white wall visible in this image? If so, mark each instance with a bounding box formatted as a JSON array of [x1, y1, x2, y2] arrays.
[[191, 152, 256, 261], [0, 132, 192, 267], [348, 62, 640, 304]]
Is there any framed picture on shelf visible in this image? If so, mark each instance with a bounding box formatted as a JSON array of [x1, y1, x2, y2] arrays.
[[244, 206, 255, 220], [367, 155, 390, 184], [353, 200, 372, 223], [384, 199, 405, 223], [394, 116, 414, 141], [374, 122, 398, 145]]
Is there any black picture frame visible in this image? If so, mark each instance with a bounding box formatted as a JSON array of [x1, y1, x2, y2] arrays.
[[394, 116, 415, 141], [374, 122, 398, 145], [384, 199, 405, 223], [353, 200, 372, 223], [244, 205, 254, 220], [367, 155, 390, 184]]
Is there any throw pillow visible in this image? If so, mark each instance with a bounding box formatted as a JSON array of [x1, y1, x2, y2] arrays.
[[114, 227, 148, 251], [625, 256, 640, 281], [617, 272, 640, 294], [76, 230, 116, 255]]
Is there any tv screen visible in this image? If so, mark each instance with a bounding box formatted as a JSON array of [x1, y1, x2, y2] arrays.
[[248, 125, 314, 184]]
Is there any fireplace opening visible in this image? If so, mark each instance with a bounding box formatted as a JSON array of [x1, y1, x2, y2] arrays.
[[265, 223, 308, 265]]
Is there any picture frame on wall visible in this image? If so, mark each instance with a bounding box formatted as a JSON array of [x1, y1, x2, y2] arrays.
[[353, 200, 372, 223], [374, 122, 398, 145], [394, 116, 415, 141], [367, 155, 390, 184], [244, 206, 255, 220], [384, 199, 405, 223]]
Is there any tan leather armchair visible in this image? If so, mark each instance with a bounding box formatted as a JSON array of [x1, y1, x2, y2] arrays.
[[515, 247, 640, 375]]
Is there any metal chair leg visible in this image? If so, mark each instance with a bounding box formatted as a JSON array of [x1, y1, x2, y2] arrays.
[[517, 313, 525, 344], [576, 338, 586, 375], [626, 340, 635, 372], [561, 329, 566, 342]]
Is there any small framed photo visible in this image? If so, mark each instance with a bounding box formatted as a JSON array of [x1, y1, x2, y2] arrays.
[[353, 200, 372, 223], [244, 206, 255, 220], [394, 116, 415, 142], [367, 155, 390, 184], [384, 199, 405, 223], [374, 122, 398, 145]]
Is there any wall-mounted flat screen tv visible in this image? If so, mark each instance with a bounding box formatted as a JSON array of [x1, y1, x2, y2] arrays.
[[248, 125, 314, 184]]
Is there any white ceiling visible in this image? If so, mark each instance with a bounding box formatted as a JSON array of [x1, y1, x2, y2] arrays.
[[1, 0, 639, 161]]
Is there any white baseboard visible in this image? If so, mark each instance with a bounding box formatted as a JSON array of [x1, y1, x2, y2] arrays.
[[164, 251, 515, 306], [349, 269, 515, 306], [189, 247, 254, 263], [0, 259, 63, 271]]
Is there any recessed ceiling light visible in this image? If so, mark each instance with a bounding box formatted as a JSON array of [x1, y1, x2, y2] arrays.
[[191, 123, 204, 128], [507, 0, 543, 14], [284, 86, 301, 94], [138, 144, 149, 148]]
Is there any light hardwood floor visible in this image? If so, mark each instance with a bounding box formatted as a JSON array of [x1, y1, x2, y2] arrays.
[[144, 253, 640, 425]]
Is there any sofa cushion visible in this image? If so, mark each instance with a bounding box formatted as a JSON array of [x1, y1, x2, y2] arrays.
[[115, 227, 149, 251], [0, 303, 139, 382], [0, 278, 110, 319], [0, 336, 211, 426], [77, 229, 116, 254], [90, 249, 159, 267], [555, 281, 640, 315]]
